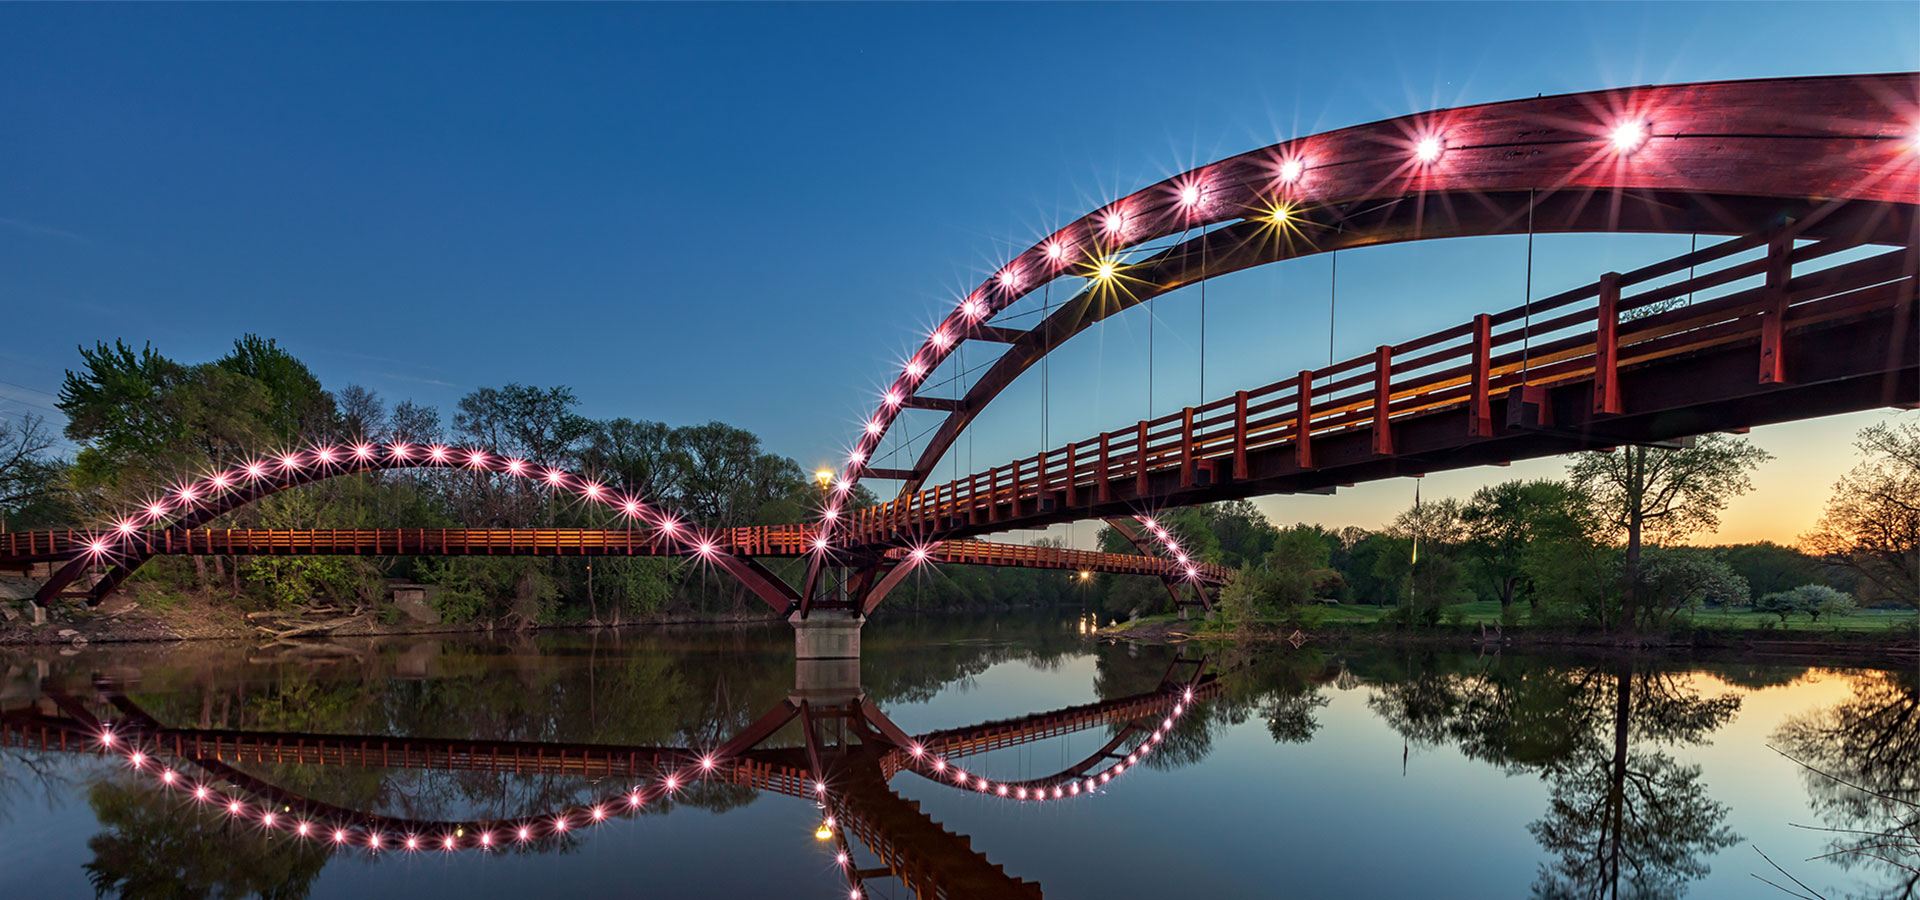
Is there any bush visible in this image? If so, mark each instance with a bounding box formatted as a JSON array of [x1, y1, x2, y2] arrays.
[[1755, 584, 1855, 625]]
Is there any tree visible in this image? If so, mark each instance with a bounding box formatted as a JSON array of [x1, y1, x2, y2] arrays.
[[1804, 418, 1920, 608], [1459, 479, 1584, 614], [215, 334, 337, 442], [1713, 541, 1835, 603], [1756, 584, 1854, 625], [1567, 435, 1772, 629], [1635, 549, 1749, 628], [0, 414, 67, 528]]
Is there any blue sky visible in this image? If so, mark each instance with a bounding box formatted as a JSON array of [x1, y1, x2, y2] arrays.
[[3, 2, 1916, 543]]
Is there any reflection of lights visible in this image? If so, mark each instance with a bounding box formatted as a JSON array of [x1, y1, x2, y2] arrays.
[[814, 821, 834, 841], [1610, 120, 1648, 154]]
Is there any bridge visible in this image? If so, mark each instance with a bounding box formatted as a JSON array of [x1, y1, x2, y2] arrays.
[[2, 656, 1218, 899], [3, 72, 1918, 659]]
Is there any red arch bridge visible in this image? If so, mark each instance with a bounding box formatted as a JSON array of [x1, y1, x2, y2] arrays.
[[2, 657, 1219, 899], [4, 72, 1919, 648]]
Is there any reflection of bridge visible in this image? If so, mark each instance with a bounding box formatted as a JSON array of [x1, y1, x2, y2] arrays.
[[2, 657, 1218, 899], [4, 73, 1918, 647]]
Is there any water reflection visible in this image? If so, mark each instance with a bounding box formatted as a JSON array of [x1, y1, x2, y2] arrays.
[[0, 625, 1914, 899]]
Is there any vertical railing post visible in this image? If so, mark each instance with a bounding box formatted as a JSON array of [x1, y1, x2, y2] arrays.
[[1179, 408, 1195, 488], [1593, 272, 1622, 415], [1469, 313, 1494, 437], [1232, 390, 1250, 480], [1064, 442, 1079, 508], [1371, 344, 1395, 455], [1294, 370, 1314, 469], [1096, 432, 1112, 503], [1759, 227, 1793, 384], [1135, 421, 1150, 496]]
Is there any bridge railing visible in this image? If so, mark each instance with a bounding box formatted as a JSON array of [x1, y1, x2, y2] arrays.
[[850, 229, 1915, 542]]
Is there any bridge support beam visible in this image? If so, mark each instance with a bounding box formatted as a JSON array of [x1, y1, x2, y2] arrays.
[[791, 608, 863, 701]]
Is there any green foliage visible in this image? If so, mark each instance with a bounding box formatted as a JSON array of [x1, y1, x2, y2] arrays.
[[1804, 417, 1920, 608], [1636, 549, 1749, 628], [1756, 584, 1856, 625]]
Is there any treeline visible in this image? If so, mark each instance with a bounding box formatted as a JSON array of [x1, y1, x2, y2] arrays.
[[0, 336, 1086, 622], [1098, 425, 1919, 630]]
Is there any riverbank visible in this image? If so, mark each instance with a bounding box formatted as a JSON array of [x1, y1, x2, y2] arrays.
[[1101, 609, 1920, 663]]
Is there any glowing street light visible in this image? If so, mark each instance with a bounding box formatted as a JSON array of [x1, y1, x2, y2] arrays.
[[1610, 119, 1649, 154], [1414, 135, 1444, 163]]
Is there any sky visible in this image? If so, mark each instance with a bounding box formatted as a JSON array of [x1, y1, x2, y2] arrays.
[[3, 2, 1917, 547]]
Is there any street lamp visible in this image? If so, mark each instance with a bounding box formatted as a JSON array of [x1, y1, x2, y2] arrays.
[[814, 468, 835, 491]]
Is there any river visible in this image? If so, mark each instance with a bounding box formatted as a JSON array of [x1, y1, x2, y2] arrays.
[[1, 612, 1913, 898]]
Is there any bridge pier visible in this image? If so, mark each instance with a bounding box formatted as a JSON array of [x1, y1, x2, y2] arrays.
[[790, 609, 863, 702]]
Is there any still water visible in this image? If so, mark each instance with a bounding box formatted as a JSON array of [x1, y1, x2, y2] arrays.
[[0, 613, 1913, 899]]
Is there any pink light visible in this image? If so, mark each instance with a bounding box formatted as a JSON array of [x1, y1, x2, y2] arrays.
[[127, 751, 146, 768], [883, 389, 903, 407], [442, 834, 457, 851], [997, 266, 1023, 291], [544, 469, 567, 486], [1069, 782, 1080, 796], [905, 358, 927, 379], [931, 757, 946, 772], [194, 785, 211, 801], [996, 784, 1009, 797], [353, 443, 375, 460], [389, 442, 414, 460], [479, 831, 495, 848], [552, 817, 569, 833], [427, 445, 450, 463], [695, 539, 717, 557], [261, 812, 276, 828], [823, 507, 839, 522], [628, 791, 644, 808], [405, 835, 420, 851], [506, 458, 527, 475], [1016, 787, 1028, 800], [1610, 119, 1648, 154], [865, 418, 885, 435], [1278, 158, 1305, 183], [99, 730, 116, 747], [909, 743, 924, 757], [909, 546, 929, 563], [848, 450, 866, 465], [1184, 565, 1199, 578], [622, 499, 642, 517], [279, 453, 303, 470], [1101, 208, 1128, 238], [699, 754, 716, 771], [466, 450, 490, 468], [86, 539, 109, 555], [245, 461, 267, 479], [517, 826, 533, 843], [1183, 687, 1194, 702], [1045, 239, 1070, 264], [228, 800, 245, 816], [297, 821, 311, 837], [590, 805, 607, 821], [850, 890, 862, 900], [368, 833, 382, 849], [313, 446, 339, 465], [952, 768, 967, 783], [333, 829, 350, 844], [815, 781, 828, 794], [115, 520, 137, 535], [175, 486, 198, 503], [658, 517, 681, 535], [812, 536, 830, 552], [665, 775, 681, 791], [930, 328, 953, 349], [836, 851, 849, 866], [145, 502, 169, 518], [161, 769, 177, 784], [582, 482, 605, 499], [961, 294, 987, 320], [209, 472, 232, 490], [1414, 135, 1444, 163]]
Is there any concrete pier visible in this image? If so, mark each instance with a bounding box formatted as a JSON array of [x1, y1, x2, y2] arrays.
[[791, 609, 863, 701]]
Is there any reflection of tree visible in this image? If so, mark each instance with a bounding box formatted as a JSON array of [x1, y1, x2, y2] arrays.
[[1366, 653, 1742, 898], [84, 777, 329, 899], [1772, 669, 1920, 899]]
